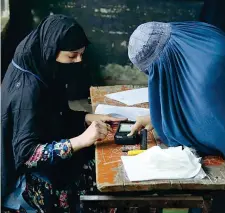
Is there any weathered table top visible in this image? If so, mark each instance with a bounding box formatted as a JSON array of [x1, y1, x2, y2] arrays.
[[90, 85, 225, 193]]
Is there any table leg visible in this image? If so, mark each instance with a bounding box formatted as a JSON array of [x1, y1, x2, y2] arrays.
[[202, 195, 213, 213]]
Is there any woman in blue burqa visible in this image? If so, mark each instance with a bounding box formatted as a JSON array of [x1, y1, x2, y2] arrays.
[[128, 22, 225, 213], [1, 14, 124, 212]]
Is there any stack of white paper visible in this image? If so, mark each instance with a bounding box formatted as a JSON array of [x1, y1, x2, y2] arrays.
[[105, 88, 148, 106], [121, 146, 206, 181], [95, 104, 149, 121]]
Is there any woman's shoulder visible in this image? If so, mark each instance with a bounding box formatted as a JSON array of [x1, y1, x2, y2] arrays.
[[2, 65, 44, 110], [4, 64, 41, 91]]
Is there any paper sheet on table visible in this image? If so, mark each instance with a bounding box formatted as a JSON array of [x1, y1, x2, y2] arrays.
[[95, 104, 149, 121], [105, 88, 148, 106], [121, 146, 206, 181]]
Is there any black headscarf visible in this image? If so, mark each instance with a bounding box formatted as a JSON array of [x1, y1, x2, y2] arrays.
[[13, 14, 89, 85]]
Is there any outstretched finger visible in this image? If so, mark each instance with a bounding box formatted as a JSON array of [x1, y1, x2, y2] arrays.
[[127, 121, 142, 136]]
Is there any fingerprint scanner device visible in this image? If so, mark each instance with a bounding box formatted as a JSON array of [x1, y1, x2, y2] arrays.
[[114, 122, 148, 149], [114, 121, 138, 145]]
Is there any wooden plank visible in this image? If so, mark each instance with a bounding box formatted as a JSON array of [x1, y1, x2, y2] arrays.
[[123, 177, 172, 192], [169, 180, 182, 190], [80, 195, 204, 208], [95, 139, 124, 192]]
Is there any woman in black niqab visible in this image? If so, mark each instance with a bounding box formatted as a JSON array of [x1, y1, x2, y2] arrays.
[[1, 14, 124, 212]]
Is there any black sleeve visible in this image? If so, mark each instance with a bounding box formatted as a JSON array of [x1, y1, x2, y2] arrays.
[[62, 109, 89, 138], [11, 79, 73, 170]]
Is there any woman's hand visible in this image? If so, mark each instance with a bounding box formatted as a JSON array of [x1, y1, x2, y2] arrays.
[[70, 120, 112, 151], [127, 115, 153, 136], [85, 114, 127, 126]]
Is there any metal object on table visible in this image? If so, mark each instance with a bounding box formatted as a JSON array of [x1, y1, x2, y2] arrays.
[[140, 129, 148, 150]]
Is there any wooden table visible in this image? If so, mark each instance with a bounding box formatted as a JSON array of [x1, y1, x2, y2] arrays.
[[81, 85, 225, 212]]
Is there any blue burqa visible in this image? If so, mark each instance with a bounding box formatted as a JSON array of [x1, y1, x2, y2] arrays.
[[128, 21, 225, 157]]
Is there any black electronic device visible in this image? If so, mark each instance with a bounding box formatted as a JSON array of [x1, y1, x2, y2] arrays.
[[114, 121, 138, 145], [140, 129, 147, 150]]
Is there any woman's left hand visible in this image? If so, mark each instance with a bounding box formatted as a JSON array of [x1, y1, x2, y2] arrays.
[[85, 114, 127, 126]]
